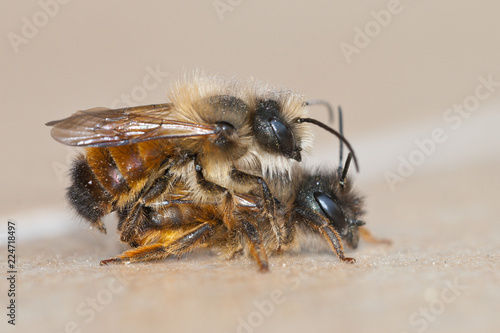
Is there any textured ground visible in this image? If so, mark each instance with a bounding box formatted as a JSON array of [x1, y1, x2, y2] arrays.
[[2, 161, 499, 333]]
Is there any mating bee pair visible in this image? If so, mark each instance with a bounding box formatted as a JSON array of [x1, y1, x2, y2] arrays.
[[47, 75, 382, 271]]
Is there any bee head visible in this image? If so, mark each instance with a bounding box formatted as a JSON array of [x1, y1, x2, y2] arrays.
[[301, 104, 363, 248], [295, 154, 364, 249]]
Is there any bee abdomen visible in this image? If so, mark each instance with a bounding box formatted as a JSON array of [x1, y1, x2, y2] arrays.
[[108, 145, 148, 185], [86, 147, 131, 199], [67, 155, 113, 232]]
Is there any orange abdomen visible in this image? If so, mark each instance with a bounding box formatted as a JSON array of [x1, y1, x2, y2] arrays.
[[67, 140, 177, 232]]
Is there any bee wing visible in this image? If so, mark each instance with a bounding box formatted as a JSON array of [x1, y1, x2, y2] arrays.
[[46, 103, 217, 147]]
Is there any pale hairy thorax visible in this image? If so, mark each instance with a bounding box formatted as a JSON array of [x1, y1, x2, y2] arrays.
[[166, 73, 314, 198]]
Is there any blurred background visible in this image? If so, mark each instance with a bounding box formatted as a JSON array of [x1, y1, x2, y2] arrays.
[[1, 1, 499, 333]]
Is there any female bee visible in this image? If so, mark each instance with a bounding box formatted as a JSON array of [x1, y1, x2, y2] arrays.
[[47, 74, 359, 268], [96, 154, 385, 272]]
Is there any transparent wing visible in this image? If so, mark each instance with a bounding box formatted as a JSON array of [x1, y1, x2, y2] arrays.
[[46, 104, 217, 147]]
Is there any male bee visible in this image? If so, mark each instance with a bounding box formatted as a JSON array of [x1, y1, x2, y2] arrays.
[[47, 74, 359, 269]]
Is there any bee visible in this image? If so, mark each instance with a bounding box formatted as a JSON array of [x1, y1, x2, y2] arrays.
[[94, 161, 360, 271], [46, 74, 359, 269], [91, 109, 386, 272]]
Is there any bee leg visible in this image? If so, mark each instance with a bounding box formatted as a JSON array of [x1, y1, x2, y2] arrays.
[[194, 158, 269, 271], [359, 226, 392, 245], [117, 202, 146, 244], [118, 172, 174, 244], [100, 222, 213, 265], [280, 212, 296, 251], [320, 225, 356, 263], [194, 157, 227, 194], [240, 217, 269, 272], [230, 169, 282, 250], [194, 157, 238, 228], [119, 155, 195, 244], [295, 208, 355, 263]]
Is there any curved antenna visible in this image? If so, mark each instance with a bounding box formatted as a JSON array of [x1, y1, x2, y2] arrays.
[[337, 106, 344, 174], [296, 118, 359, 172], [304, 100, 334, 123], [304, 101, 348, 173], [339, 152, 352, 187]]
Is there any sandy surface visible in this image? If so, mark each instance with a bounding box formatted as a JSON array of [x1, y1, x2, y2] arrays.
[[2, 161, 499, 333]]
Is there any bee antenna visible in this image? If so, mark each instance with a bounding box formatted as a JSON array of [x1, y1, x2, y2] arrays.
[[339, 153, 352, 187], [337, 106, 344, 174], [304, 102, 348, 174], [304, 100, 334, 123], [297, 118, 359, 172]]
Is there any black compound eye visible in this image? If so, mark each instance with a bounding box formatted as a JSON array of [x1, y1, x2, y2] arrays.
[[254, 99, 301, 161], [313, 192, 347, 231], [269, 117, 295, 157]]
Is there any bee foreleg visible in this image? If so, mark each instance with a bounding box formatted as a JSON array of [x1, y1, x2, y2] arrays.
[[295, 208, 355, 264], [100, 222, 214, 265], [320, 225, 355, 263]]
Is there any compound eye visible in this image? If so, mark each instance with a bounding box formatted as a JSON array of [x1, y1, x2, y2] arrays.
[[254, 99, 301, 161], [269, 117, 296, 159], [313, 192, 347, 231]]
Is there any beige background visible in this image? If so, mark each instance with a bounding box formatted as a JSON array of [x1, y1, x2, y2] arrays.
[[1, 1, 499, 333]]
